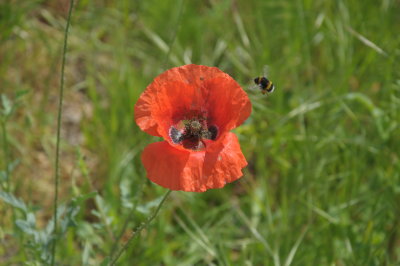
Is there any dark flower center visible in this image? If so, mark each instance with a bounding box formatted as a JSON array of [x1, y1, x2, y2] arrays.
[[169, 117, 218, 151]]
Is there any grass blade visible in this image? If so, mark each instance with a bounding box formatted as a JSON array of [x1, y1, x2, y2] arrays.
[[51, 0, 75, 265]]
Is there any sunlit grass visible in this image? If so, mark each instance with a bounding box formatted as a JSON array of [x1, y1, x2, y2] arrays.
[[1, 0, 400, 265]]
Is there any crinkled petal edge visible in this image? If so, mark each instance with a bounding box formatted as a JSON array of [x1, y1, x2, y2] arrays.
[[141, 132, 247, 192]]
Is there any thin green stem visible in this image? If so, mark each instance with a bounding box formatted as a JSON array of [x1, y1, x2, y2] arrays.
[[109, 202, 136, 258], [109, 181, 145, 258], [50, 0, 74, 265], [1, 120, 9, 191], [109, 190, 172, 266]]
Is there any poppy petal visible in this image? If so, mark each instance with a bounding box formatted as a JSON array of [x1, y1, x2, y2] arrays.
[[202, 76, 252, 134], [135, 80, 198, 139], [134, 64, 251, 140], [141, 132, 247, 192]]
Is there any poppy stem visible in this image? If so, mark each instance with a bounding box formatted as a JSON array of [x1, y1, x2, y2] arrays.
[[109, 182, 145, 257], [109, 189, 172, 265]]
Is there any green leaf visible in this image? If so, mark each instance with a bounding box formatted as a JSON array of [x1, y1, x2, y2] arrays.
[[0, 160, 20, 182], [0, 190, 28, 212], [15, 89, 29, 99], [8, 159, 20, 172], [120, 179, 133, 209], [16, 219, 36, 235], [344, 92, 383, 117], [0, 171, 6, 182], [137, 196, 163, 214], [1, 94, 12, 117], [71, 191, 97, 206], [60, 205, 80, 234]]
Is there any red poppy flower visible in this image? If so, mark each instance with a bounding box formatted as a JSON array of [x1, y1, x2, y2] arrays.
[[134, 64, 251, 192]]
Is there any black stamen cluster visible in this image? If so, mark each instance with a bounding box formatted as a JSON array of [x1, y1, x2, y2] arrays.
[[169, 118, 218, 150]]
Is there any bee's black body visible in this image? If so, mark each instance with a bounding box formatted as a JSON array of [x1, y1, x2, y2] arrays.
[[254, 76, 275, 94]]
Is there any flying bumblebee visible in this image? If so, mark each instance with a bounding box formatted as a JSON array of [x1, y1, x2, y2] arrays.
[[254, 76, 275, 95]]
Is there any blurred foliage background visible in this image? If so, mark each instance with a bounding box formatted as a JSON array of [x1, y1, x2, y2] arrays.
[[1, 0, 400, 265]]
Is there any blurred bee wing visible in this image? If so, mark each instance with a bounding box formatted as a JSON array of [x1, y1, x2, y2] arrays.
[[262, 65, 271, 77], [249, 83, 261, 91]]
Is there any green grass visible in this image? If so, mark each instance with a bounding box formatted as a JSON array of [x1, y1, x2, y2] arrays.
[[1, 0, 400, 265]]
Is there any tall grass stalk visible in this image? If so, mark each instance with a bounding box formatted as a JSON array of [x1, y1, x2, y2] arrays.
[[50, 0, 75, 265]]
